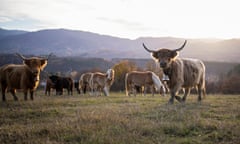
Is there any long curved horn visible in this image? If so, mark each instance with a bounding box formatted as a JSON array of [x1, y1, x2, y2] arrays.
[[142, 43, 156, 53], [15, 53, 26, 60], [174, 40, 187, 52], [46, 53, 53, 60]]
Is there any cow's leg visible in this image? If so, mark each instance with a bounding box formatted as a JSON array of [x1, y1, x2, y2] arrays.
[[151, 85, 155, 97], [67, 88, 70, 95], [83, 84, 87, 94], [60, 88, 63, 95], [30, 90, 34, 100], [141, 86, 144, 96], [126, 85, 129, 96], [182, 88, 190, 102], [169, 85, 182, 104], [175, 94, 183, 103], [133, 87, 137, 97], [1, 84, 7, 101], [174, 85, 183, 103], [23, 90, 28, 101], [103, 86, 109, 96], [129, 84, 134, 97], [169, 91, 175, 104], [197, 85, 202, 102], [9, 89, 18, 101]]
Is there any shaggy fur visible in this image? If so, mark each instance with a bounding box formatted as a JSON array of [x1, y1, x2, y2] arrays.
[[0, 53, 49, 101], [143, 40, 206, 104], [79, 72, 93, 94], [49, 75, 73, 95]]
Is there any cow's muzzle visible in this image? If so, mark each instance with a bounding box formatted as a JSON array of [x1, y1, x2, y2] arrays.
[[32, 71, 40, 82], [160, 61, 167, 68]]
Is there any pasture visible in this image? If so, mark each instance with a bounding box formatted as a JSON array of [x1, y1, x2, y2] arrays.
[[0, 92, 239, 144]]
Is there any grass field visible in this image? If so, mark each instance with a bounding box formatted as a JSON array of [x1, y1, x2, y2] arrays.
[[0, 91, 239, 144]]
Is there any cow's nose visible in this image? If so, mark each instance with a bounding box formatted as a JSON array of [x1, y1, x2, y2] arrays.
[[32, 71, 38, 76], [160, 61, 167, 68]]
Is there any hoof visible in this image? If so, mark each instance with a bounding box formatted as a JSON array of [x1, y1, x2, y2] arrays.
[[175, 96, 182, 103], [168, 99, 174, 104]]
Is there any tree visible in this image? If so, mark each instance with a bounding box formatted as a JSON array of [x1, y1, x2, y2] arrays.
[[111, 60, 137, 91], [221, 64, 240, 94]]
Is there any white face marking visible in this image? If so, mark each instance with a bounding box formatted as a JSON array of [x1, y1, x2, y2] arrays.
[[106, 69, 112, 80]]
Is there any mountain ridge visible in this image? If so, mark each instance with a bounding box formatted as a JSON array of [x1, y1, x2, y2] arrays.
[[0, 28, 239, 62]]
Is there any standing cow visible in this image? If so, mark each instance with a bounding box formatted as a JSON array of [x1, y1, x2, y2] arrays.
[[0, 53, 50, 101], [78, 72, 93, 95], [90, 69, 115, 96], [49, 75, 73, 95], [125, 71, 165, 97], [143, 40, 206, 104]]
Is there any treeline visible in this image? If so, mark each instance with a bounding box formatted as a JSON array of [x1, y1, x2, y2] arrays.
[[206, 64, 240, 94]]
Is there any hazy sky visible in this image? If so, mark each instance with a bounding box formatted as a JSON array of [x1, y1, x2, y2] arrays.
[[0, 0, 239, 39]]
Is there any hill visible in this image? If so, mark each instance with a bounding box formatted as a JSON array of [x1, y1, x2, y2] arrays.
[[0, 28, 27, 39], [0, 28, 239, 62]]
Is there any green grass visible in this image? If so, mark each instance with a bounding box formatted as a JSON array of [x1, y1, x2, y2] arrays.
[[0, 92, 239, 144]]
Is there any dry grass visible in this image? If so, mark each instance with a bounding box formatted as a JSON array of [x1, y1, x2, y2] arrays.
[[0, 91, 239, 144]]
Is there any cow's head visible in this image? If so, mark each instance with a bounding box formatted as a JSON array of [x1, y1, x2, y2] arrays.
[[143, 40, 187, 69], [106, 69, 115, 81], [48, 75, 59, 85], [16, 53, 52, 82]]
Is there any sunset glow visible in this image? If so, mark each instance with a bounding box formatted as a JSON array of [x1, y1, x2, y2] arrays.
[[0, 0, 239, 39]]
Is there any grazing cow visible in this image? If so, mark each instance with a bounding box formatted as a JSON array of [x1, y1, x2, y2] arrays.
[[78, 72, 93, 95], [125, 71, 165, 96], [90, 69, 115, 96], [143, 40, 206, 104], [0, 53, 50, 101], [49, 75, 73, 95]]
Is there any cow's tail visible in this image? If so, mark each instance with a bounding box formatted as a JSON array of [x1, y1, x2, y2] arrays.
[[151, 72, 164, 93], [79, 74, 84, 94], [125, 73, 129, 96], [89, 73, 94, 95], [201, 62, 206, 99]]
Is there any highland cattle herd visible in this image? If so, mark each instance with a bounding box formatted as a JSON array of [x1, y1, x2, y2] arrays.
[[0, 40, 206, 104]]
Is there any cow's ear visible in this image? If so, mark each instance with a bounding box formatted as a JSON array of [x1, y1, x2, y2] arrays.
[[40, 59, 48, 70], [170, 51, 179, 59], [23, 59, 31, 66], [151, 52, 159, 60]]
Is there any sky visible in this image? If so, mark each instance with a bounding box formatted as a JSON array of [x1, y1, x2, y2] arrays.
[[0, 0, 240, 39]]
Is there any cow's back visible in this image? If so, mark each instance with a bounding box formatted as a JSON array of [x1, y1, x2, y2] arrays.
[[92, 73, 106, 86], [127, 71, 153, 85], [0, 64, 33, 89], [182, 58, 205, 88], [83, 73, 92, 83]]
